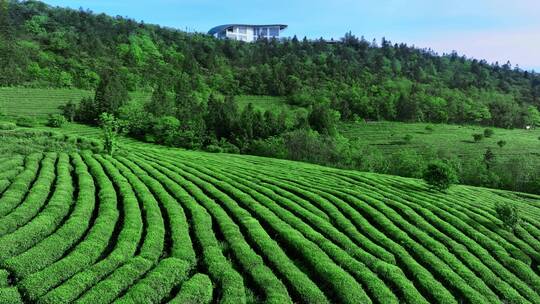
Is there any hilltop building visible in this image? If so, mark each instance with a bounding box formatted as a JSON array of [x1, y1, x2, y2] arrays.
[[208, 24, 287, 42]]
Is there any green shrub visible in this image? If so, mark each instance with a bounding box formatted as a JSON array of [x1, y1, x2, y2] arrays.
[[495, 202, 520, 231], [472, 133, 484, 142], [219, 140, 240, 154], [483, 128, 494, 138], [15, 117, 37, 128], [58, 100, 77, 122], [0, 122, 16, 130], [0, 270, 8, 288], [153, 116, 180, 146], [205, 145, 223, 153], [403, 134, 413, 144], [99, 113, 122, 155], [497, 140, 507, 148], [423, 161, 458, 191], [425, 125, 434, 132], [46, 114, 67, 128], [0, 287, 23, 304], [169, 273, 213, 304]]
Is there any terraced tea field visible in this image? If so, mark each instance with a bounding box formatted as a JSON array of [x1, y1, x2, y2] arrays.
[[0, 88, 151, 119], [0, 128, 539, 303], [341, 121, 540, 163]]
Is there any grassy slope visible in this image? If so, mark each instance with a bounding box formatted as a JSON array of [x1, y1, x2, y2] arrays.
[[0, 123, 539, 303], [341, 121, 540, 162], [0, 88, 93, 118], [0, 88, 151, 119], [237, 95, 540, 163]]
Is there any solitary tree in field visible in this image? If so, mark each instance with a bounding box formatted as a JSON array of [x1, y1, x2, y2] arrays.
[[473, 133, 484, 142], [497, 140, 507, 148], [99, 113, 122, 155], [423, 161, 458, 191], [483, 148, 495, 169], [495, 202, 520, 232], [483, 128, 494, 138], [58, 100, 77, 122]]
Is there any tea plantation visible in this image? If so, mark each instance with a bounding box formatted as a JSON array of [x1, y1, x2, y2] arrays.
[[0, 125, 539, 304]]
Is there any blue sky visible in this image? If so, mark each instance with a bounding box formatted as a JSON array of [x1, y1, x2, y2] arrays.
[[43, 0, 540, 71]]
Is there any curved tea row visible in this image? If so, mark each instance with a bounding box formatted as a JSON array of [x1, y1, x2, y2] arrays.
[[0, 147, 539, 303]]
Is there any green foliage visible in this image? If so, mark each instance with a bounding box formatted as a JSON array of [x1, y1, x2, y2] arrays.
[[46, 114, 67, 128], [58, 100, 77, 122], [75, 96, 98, 124], [388, 149, 425, 178], [526, 106, 540, 127], [0, 0, 537, 129], [308, 103, 340, 136], [145, 83, 175, 117], [497, 140, 507, 148], [93, 69, 130, 117], [15, 116, 37, 128], [423, 161, 458, 191], [0, 122, 16, 130], [0, 127, 540, 303], [483, 128, 494, 138], [99, 113, 122, 155], [0, 88, 148, 119], [169, 274, 213, 304], [425, 125, 434, 132], [483, 148, 495, 168], [0, 287, 23, 304], [495, 202, 520, 231], [472, 133, 484, 142], [153, 116, 180, 146], [0, 130, 99, 156], [403, 134, 413, 144]]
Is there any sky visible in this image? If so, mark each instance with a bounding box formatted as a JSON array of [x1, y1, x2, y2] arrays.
[[43, 0, 540, 71]]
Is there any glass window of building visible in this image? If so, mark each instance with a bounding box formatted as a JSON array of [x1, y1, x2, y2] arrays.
[[269, 27, 279, 37]]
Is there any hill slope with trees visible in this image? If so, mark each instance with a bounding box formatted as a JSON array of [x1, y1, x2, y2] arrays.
[[1, 0, 540, 194], [1, 0, 540, 128]]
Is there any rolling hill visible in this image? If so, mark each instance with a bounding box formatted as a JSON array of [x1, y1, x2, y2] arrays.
[[0, 125, 539, 304]]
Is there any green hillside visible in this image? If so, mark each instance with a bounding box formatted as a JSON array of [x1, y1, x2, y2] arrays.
[[0, 126, 539, 304], [0, 88, 92, 118], [0, 90, 290, 119], [2, 1, 540, 303], [2, 88, 539, 194], [341, 121, 540, 162], [0, 88, 151, 119], [2, 0, 540, 130]]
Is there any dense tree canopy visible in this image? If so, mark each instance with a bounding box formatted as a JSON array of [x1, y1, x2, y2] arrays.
[[1, 1, 540, 129]]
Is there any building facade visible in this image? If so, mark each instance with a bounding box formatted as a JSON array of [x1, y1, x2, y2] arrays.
[[208, 24, 287, 42]]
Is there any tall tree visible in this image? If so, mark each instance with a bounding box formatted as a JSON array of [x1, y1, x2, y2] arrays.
[[94, 69, 130, 116], [145, 83, 175, 117]]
